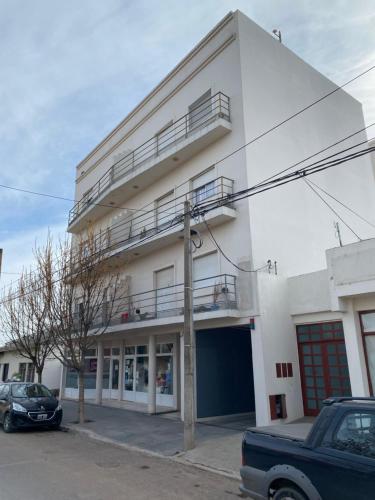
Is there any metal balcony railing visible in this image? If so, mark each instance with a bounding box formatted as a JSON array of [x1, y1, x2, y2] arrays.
[[69, 92, 230, 225], [91, 274, 237, 328], [95, 176, 234, 254]]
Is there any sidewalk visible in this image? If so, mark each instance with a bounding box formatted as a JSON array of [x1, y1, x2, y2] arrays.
[[61, 400, 313, 478]]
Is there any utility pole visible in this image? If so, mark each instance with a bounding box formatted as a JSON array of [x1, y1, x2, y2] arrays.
[[334, 221, 343, 247], [183, 200, 195, 450]]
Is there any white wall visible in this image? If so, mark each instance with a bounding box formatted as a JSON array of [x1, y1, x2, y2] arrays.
[[0, 351, 61, 389], [252, 272, 303, 425], [237, 11, 375, 278]]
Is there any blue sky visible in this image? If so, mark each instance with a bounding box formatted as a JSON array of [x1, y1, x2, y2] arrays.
[[0, 0, 374, 287]]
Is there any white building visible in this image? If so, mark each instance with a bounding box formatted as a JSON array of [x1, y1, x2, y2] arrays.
[[0, 346, 61, 390], [62, 10, 375, 425]]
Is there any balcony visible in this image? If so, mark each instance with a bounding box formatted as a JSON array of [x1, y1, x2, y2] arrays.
[[68, 92, 231, 231], [92, 274, 237, 330], [93, 177, 236, 263]]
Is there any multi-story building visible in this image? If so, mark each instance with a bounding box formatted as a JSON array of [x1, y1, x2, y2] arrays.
[[61, 10, 375, 425]]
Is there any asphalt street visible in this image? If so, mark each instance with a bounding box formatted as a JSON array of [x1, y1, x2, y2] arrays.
[[0, 427, 242, 500]]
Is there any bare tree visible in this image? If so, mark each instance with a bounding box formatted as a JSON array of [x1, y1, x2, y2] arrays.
[[42, 231, 120, 424], [0, 239, 54, 383]]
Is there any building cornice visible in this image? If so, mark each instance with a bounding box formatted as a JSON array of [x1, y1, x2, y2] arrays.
[[75, 11, 235, 183]]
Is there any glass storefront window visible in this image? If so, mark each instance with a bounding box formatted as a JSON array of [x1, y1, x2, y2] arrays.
[[112, 359, 119, 390], [137, 345, 148, 355], [125, 346, 135, 355], [84, 358, 97, 389], [156, 356, 173, 395], [102, 358, 110, 389], [136, 356, 148, 392], [157, 343, 174, 354], [66, 367, 77, 388], [125, 358, 134, 391], [362, 312, 375, 333]]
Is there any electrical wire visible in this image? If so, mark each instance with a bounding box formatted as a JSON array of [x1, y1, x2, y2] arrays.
[[303, 178, 362, 240], [1, 65, 373, 220], [303, 178, 375, 230], [213, 64, 375, 168], [202, 216, 270, 273], [0, 183, 148, 214]]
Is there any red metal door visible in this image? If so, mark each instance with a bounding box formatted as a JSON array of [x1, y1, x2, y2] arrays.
[[297, 322, 351, 416]]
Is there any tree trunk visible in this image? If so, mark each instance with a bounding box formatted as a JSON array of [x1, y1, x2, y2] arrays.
[[78, 370, 85, 424], [36, 369, 42, 383]]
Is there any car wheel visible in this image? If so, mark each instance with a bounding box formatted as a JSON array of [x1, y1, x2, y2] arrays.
[[273, 485, 307, 500], [3, 413, 14, 433]]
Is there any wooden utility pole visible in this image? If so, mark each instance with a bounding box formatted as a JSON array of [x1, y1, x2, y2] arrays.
[[183, 200, 195, 450]]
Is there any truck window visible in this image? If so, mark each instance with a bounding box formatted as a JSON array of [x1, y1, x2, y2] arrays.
[[331, 412, 375, 458]]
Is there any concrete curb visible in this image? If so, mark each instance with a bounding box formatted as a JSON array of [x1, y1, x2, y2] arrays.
[[65, 424, 240, 481]]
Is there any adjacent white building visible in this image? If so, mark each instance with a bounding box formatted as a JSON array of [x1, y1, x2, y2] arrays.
[[0, 346, 61, 390], [61, 10, 375, 425]]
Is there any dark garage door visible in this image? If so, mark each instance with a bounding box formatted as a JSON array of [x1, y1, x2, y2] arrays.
[[196, 327, 255, 418]]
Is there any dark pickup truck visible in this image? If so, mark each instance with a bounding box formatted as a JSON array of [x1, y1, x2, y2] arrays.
[[240, 398, 375, 500]]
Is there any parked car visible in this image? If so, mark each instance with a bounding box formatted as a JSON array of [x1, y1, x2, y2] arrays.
[[240, 397, 375, 500], [0, 382, 63, 433]]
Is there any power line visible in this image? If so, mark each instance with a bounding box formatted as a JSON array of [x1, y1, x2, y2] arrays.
[[213, 64, 375, 168], [303, 178, 362, 241], [305, 178, 375, 231], [252, 122, 375, 188], [0, 183, 148, 214], [202, 216, 269, 273], [193, 144, 375, 217]]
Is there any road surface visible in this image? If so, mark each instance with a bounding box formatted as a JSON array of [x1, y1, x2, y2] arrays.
[[0, 427, 241, 499]]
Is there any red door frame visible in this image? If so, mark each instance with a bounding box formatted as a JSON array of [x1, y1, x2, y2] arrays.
[[297, 322, 351, 417]]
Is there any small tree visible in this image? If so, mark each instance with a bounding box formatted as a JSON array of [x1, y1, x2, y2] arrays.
[[43, 232, 120, 424], [1, 241, 54, 383]]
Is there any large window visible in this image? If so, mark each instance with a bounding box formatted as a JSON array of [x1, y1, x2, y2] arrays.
[[192, 168, 216, 205], [156, 343, 174, 396], [65, 352, 97, 389]]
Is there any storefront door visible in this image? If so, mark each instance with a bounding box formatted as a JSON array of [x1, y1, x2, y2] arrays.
[[297, 322, 351, 416], [123, 345, 149, 404], [102, 346, 120, 399]]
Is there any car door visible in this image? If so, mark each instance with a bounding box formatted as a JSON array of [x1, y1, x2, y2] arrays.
[[0, 385, 9, 423], [312, 409, 375, 500]]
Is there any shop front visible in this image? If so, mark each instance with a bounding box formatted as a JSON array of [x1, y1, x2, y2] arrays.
[[63, 336, 177, 410]]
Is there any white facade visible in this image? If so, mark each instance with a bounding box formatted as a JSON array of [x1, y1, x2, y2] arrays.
[[288, 238, 375, 413], [0, 348, 61, 390], [65, 11, 375, 425]]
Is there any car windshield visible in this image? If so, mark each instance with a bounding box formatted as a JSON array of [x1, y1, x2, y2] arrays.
[[11, 384, 52, 398]]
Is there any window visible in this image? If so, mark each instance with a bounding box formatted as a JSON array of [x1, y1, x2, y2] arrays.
[[331, 412, 375, 458], [26, 363, 35, 382], [192, 168, 216, 204], [155, 120, 174, 155], [188, 90, 212, 130], [2, 364, 9, 382], [0, 384, 9, 399], [156, 191, 175, 229], [19, 363, 27, 382], [193, 252, 218, 283]]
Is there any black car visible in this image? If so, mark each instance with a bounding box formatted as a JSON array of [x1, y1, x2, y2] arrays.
[[0, 382, 63, 432]]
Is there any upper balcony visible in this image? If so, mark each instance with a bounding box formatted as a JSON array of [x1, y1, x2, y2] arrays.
[[98, 176, 236, 263], [69, 92, 232, 232]]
